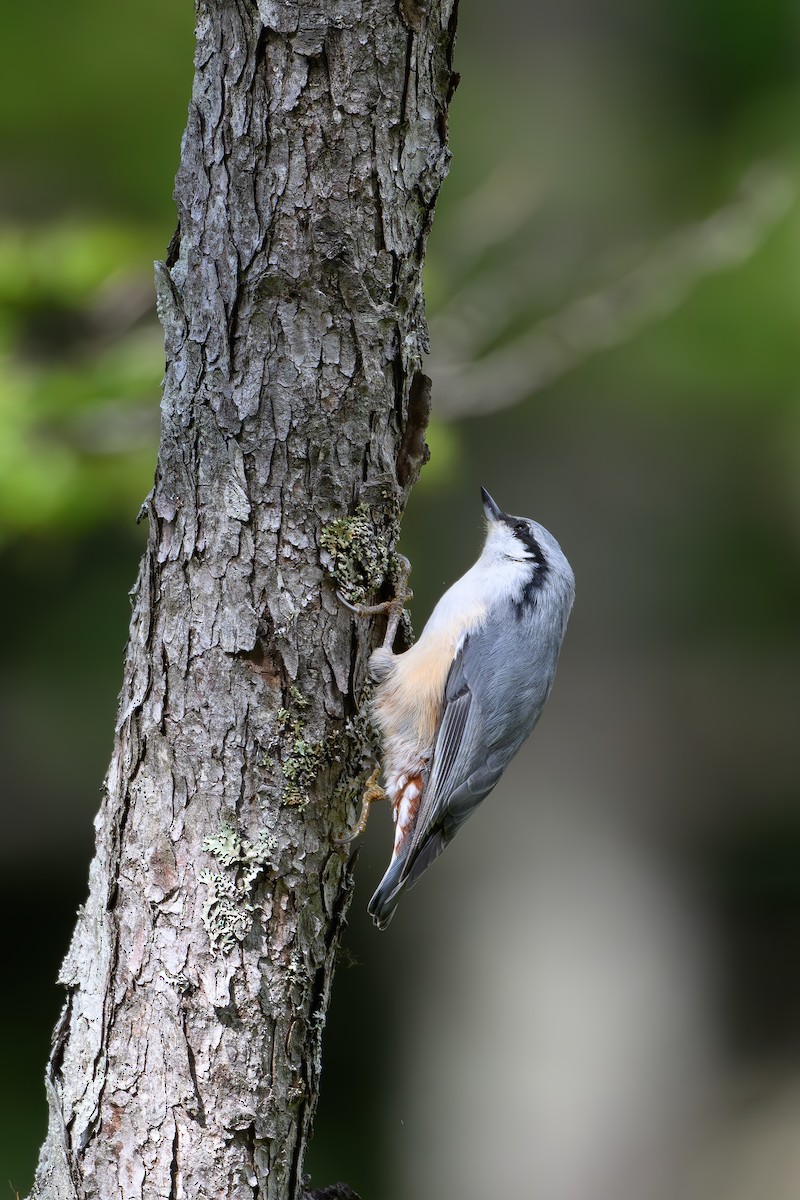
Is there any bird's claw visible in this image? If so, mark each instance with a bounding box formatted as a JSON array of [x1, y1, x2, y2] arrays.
[[336, 767, 386, 844], [336, 555, 412, 651], [335, 592, 409, 618]]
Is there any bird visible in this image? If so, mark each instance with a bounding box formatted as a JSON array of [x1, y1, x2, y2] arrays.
[[339, 487, 574, 928]]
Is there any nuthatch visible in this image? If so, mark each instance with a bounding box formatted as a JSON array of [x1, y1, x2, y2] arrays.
[[340, 487, 574, 929]]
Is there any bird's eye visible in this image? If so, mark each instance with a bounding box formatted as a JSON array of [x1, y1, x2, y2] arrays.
[[514, 520, 527, 534]]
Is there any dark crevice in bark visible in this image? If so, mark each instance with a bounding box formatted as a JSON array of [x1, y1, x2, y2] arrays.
[[391, 343, 405, 426], [182, 1012, 208, 1127], [396, 369, 432, 486], [166, 223, 182, 269], [168, 1125, 180, 1200], [370, 125, 387, 253], [399, 29, 415, 131], [241, 1122, 260, 1196], [48, 994, 72, 1083]]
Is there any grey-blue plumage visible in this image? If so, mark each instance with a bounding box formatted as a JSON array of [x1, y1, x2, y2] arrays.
[[367, 489, 574, 929]]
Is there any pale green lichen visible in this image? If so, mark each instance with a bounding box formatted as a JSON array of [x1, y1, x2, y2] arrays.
[[281, 734, 327, 808], [202, 823, 241, 869], [270, 700, 342, 809], [199, 823, 278, 955], [320, 501, 395, 605], [198, 869, 252, 956], [288, 684, 308, 710], [160, 968, 191, 993]]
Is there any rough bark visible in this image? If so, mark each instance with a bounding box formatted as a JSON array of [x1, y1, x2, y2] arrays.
[[28, 2, 458, 1197]]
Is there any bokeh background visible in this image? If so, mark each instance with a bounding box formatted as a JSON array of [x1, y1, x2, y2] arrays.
[[3, 1, 800, 1197]]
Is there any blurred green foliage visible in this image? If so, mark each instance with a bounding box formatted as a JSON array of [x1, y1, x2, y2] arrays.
[[0, 0, 192, 541], [0, 223, 163, 538], [1, 0, 193, 218]]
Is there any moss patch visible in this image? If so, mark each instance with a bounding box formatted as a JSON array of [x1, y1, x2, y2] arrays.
[[320, 501, 395, 605]]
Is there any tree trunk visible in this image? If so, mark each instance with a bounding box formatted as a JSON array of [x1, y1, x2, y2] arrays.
[[28, 3, 458, 1197]]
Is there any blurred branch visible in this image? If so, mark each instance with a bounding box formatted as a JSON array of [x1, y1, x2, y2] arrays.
[[431, 163, 795, 418], [443, 161, 543, 268]]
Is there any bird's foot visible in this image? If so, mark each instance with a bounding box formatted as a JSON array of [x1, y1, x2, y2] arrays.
[[336, 555, 412, 651], [336, 767, 386, 844]]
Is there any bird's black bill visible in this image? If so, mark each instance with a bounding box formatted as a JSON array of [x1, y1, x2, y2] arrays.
[[481, 486, 503, 521]]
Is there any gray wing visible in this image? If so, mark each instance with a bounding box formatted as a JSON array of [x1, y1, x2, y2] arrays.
[[368, 620, 560, 927], [400, 633, 530, 890], [367, 641, 500, 928]]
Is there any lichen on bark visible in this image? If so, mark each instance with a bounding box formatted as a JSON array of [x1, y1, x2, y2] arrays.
[[28, 2, 458, 1198]]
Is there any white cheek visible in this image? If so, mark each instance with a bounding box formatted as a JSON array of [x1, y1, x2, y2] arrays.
[[489, 527, 531, 563]]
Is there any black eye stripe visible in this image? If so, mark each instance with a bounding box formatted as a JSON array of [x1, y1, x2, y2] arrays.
[[502, 514, 545, 564]]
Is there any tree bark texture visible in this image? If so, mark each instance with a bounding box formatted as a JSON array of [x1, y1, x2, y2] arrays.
[[29, 2, 458, 1197]]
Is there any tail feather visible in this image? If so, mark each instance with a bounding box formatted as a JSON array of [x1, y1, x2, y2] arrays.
[[367, 856, 407, 930], [401, 827, 448, 891], [367, 827, 449, 929]]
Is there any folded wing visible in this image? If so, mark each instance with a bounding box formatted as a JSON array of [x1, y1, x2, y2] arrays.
[[367, 635, 510, 927]]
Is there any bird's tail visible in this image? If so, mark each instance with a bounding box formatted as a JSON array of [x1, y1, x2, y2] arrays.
[[367, 827, 449, 929], [367, 855, 407, 930]]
